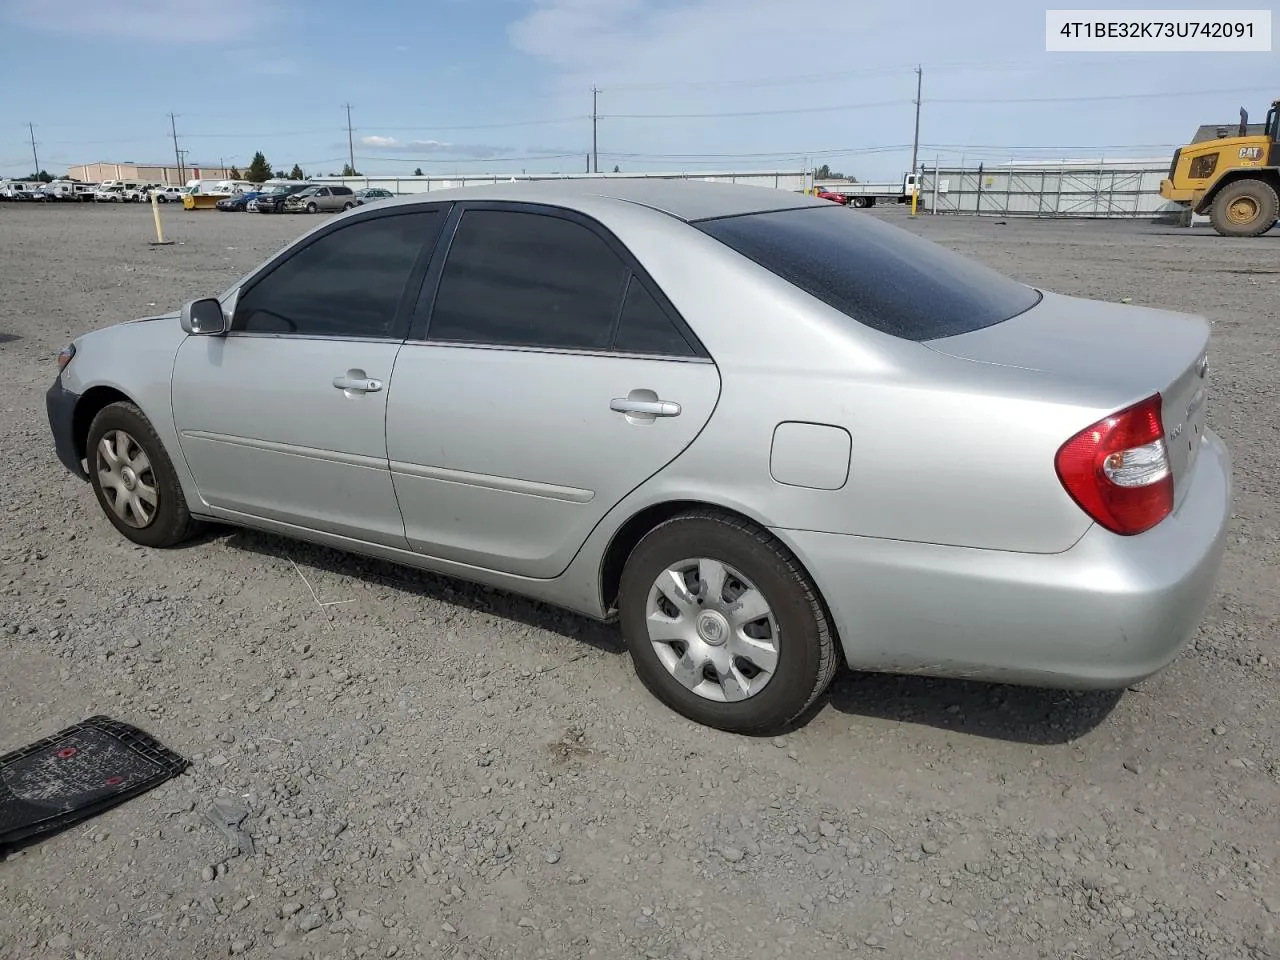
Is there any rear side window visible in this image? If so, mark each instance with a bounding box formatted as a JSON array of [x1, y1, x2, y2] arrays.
[[696, 206, 1041, 341], [613, 276, 697, 357]]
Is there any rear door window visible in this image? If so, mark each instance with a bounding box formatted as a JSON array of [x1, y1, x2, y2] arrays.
[[427, 208, 628, 350], [696, 206, 1041, 341]]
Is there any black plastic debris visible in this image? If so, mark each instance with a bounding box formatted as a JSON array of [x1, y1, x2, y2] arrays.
[[0, 716, 188, 853]]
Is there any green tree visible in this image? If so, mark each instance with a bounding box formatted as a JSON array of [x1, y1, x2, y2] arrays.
[[229, 165, 242, 179], [413, 167, 424, 176], [289, 164, 304, 180], [245, 151, 272, 183], [341, 162, 359, 177]]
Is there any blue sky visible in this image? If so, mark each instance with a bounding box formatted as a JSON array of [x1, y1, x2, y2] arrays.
[[0, 0, 1274, 180]]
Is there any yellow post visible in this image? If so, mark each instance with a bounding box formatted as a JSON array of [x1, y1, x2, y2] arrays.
[[149, 188, 174, 246], [910, 180, 919, 217]]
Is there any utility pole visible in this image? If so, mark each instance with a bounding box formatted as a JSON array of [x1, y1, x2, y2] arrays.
[[591, 87, 599, 174], [344, 103, 356, 175], [169, 113, 184, 184], [909, 65, 922, 216], [27, 122, 39, 178], [910, 65, 922, 186]]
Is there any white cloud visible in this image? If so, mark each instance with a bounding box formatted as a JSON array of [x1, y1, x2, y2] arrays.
[[359, 136, 516, 159]]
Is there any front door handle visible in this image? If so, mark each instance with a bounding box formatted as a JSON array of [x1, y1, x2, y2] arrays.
[[610, 398, 681, 417], [333, 370, 383, 394]]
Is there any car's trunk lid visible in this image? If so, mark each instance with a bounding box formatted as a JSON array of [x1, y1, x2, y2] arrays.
[[923, 290, 1211, 505]]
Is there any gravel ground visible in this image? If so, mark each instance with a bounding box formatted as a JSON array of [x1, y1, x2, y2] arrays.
[[1, 201, 1278, 960]]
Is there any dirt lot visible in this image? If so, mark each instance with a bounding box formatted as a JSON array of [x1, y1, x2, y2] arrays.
[[1, 200, 1278, 960]]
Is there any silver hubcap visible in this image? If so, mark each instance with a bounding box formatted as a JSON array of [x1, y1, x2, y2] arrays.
[[96, 430, 158, 529], [646, 558, 780, 703]]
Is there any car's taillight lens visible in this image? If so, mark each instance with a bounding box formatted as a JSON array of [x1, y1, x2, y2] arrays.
[[1054, 393, 1173, 536], [57, 344, 75, 370]]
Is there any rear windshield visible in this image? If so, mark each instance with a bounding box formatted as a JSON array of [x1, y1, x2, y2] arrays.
[[696, 206, 1041, 341]]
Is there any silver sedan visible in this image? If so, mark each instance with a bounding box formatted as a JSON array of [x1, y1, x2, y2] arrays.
[[45, 179, 1232, 734]]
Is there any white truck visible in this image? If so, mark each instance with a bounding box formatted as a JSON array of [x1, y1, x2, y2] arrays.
[[814, 172, 925, 208], [94, 180, 146, 202]]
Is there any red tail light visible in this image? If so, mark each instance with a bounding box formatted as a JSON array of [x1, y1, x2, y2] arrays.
[[1054, 393, 1173, 536]]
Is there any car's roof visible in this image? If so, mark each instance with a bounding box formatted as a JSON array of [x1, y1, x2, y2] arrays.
[[369, 177, 829, 223]]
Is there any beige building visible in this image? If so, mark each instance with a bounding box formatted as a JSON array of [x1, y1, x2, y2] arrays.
[[67, 162, 235, 186]]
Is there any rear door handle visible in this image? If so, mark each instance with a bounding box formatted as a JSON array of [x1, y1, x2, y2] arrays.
[[333, 372, 383, 394], [610, 398, 681, 417]]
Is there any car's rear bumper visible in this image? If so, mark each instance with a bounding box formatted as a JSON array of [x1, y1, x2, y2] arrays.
[[779, 429, 1232, 689], [46, 375, 88, 480]]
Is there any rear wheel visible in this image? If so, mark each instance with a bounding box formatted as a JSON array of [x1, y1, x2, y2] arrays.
[[1209, 178, 1279, 237], [342, 201, 353, 211], [617, 511, 838, 735], [87, 401, 201, 548]]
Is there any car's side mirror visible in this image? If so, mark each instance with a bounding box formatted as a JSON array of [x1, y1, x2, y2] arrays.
[[181, 298, 229, 336]]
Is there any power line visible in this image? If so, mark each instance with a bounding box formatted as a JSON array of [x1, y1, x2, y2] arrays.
[[932, 86, 1272, 104], [603, 99, 909, 120], [602, 145, 913, 160], [596, 56, 1155, 92], [374, 116, 587, 132], [356, 153, 585, 165]]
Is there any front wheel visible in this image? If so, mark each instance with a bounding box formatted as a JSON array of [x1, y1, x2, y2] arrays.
[[617, 511, 839, 735], [1209, 178, 1279, 237], [305, 201, 318, 214], [86, 401, 201, 548]]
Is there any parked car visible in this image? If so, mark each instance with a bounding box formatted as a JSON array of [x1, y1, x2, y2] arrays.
[[43, 180, 1231, 735], [283, 184, 355, 213], [252, 182, 314, 213], [216, 189, 263, 212], [150, 185, 185, 204], [813, 186, 850, 205], [354, 187, 395, 206]]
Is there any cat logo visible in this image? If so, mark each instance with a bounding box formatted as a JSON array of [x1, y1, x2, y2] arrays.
[[1238, 146, 1264, 161]]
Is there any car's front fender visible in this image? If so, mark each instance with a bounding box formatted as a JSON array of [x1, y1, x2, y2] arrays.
[[57, 317, 206, 513]]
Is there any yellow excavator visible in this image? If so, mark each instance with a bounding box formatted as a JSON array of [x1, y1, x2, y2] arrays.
[[1159, 100, 1279, 237]]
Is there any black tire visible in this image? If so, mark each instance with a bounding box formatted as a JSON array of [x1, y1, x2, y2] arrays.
[[342, 201, 353, 211], [617, 510, 839, 735], [86, 401, 201, 548], [1209, 178, 1279, 237], [306, 201, 318, 214]]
